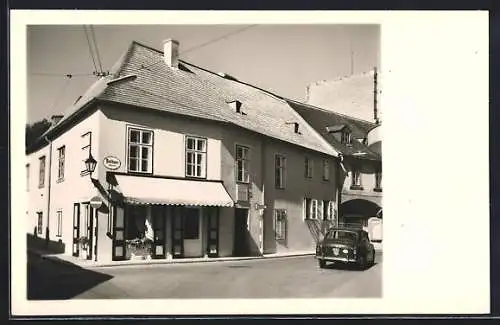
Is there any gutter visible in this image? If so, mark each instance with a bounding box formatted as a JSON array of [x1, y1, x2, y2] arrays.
[[43, 136, 53, 245]]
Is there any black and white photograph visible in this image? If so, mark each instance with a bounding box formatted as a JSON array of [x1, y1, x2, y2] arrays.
[[25, 23, 382, 300], [10, 10, 490, 316]]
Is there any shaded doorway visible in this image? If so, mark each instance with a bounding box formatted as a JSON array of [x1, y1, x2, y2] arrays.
[[183, 207, 203, 258], [233, 208, 249, 256]]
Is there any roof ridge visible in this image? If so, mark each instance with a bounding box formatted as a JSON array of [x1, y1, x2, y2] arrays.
[[110, 41, 137, 77], [179, 59, 286, 101], [131, 40, 163, 54], [286, 98, 377, 127]]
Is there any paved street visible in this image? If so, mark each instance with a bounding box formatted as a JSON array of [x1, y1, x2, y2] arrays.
[[28, 252, 382, 299]]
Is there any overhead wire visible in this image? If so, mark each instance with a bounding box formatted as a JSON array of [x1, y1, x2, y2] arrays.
[[83, 25, 98, 74], [181, 24, 258, 55], [31, 72, 95, 77], [90, 25, 104, 74], [49, 74, 73, 112], [132, 24, 258, 75]]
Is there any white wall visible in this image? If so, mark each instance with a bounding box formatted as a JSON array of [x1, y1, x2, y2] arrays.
[[26, 109, 102, 256]]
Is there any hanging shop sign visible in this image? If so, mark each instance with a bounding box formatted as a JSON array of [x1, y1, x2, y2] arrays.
[[103, 156, 121, 170], [254, 203, 267, 210]]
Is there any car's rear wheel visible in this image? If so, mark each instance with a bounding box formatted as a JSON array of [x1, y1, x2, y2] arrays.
[[318, 259, 326, 269]]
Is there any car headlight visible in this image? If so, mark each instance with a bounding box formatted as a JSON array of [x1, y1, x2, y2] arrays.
[[342, 249, 348, 254], [353, 248, 357, 255]]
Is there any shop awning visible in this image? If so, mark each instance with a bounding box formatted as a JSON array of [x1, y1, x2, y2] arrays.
[[114, 175, 234, 207]]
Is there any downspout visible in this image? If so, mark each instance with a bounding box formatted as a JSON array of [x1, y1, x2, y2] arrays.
[[336, 154, 345, 226], [373, 67, 379, 125], [260, 137, 267, 255], [44, 136, 53, 245]]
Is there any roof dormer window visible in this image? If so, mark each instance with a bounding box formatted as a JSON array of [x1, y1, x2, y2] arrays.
[[286, 122, 301, 134], [341, 130, 352, 146], [228, 100, 245, 115]]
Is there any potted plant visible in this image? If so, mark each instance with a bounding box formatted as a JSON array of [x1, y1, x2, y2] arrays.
[[125, 236, 153, 260], [77, 236, 89, 251]]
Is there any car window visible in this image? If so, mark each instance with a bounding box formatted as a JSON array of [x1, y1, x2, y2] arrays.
[[325, 230, 358, 242]]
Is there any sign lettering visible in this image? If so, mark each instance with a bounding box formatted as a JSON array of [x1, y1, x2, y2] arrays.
[[103, 156, 121, 170]]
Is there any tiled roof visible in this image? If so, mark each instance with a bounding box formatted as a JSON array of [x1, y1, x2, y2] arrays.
[[288, 100, 380, 161], [94, 41, 337, 156]]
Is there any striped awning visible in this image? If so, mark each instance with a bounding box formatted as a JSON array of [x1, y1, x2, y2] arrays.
[[115, 175, 234, 207]]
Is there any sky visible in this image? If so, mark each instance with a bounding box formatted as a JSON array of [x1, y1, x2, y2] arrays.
[[27, 24, 379, 124]]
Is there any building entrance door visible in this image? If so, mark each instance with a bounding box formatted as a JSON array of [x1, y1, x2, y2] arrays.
[[72, 203, 80, 257], [233, 208, 249, 256], [183, 207, 203, 258], [152, 206, 166, 258]]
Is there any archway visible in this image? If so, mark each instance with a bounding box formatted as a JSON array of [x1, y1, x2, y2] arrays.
[[339, 199, 382, 242]]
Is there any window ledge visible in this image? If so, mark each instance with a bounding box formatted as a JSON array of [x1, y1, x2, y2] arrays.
[[350, 185, 364, 191], [128, 171, 154, 176], [186, 175, 207, 180], [80, 170, 90, 177], [56, 178, 65, 183], [373, 187, 383, 192], [236, 181, 250, 185], [275, 186, 286, 190], [38, 185, 45, 189]]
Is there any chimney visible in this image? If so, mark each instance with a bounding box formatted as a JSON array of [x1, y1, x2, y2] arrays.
[[51, 115, 63, 125], [163, 39, 179, 68]]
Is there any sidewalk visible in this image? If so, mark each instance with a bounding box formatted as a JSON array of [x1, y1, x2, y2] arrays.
[[29, 243, 382, 270], [28, 248, 317, 269]]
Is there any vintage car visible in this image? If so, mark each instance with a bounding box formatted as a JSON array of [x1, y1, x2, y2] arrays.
[[315, 227, 375, 269]]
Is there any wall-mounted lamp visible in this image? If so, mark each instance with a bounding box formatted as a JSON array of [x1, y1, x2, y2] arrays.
[[84, 154, 97, 176]]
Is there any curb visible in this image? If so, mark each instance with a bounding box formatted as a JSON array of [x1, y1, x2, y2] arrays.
[[28, 249, 80, 268], [89, 252, 316, 269], [29, 249, 382, 269]]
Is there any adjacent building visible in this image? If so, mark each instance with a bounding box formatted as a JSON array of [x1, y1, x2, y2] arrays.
[[305, 68, 382, 124], [26, 40, 344, 263], [298, 68, 383, 242]]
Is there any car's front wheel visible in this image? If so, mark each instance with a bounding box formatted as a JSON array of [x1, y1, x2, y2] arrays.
[[357, 255, 367, 270], [318, 259, 326, 269]]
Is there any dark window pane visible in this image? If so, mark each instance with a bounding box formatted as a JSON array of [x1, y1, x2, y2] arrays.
[[141, 160, 148, 172], [130, 130, 139, 143], [142, 147, 149, 159], [196, 166, 202, 177], [184, 208, 200, 239], [129, 145, 138, 158], [197, 153, 203, 164], [197, 139, 205, 151], [187, 138, 195, 149], [142, 132, 151, 144], [129, 158, 137, 171]]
